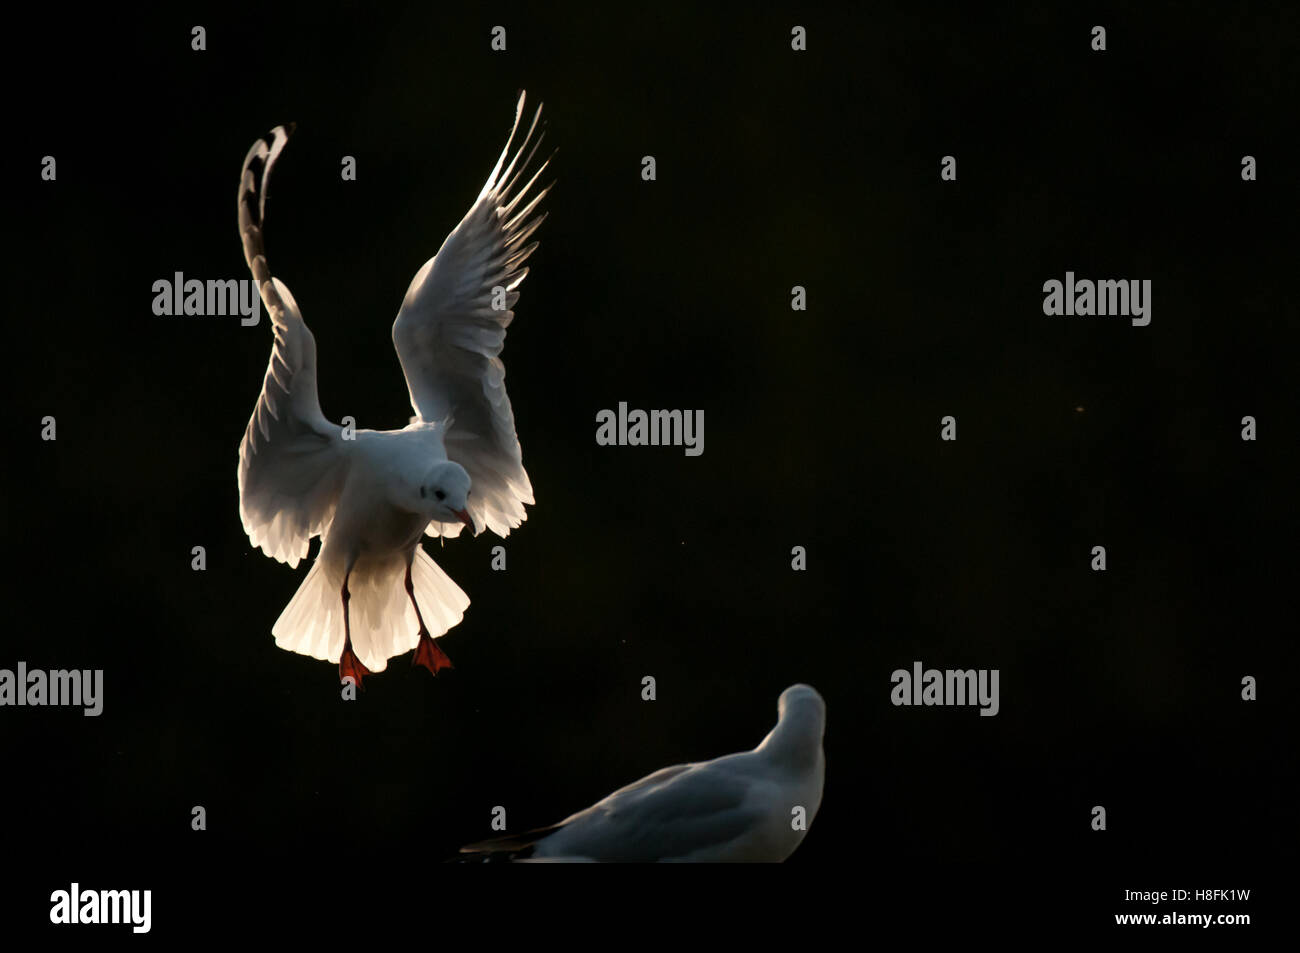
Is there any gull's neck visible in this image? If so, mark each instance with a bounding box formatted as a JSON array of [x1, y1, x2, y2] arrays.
[[755, 701, 825, 772]]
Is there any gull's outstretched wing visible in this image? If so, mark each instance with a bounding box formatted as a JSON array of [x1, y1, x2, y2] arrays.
[[237, 125, 347, 568], [391, 91, 552, 539]]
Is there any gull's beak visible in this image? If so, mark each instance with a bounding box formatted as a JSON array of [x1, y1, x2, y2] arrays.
[[454, 508, 475, 535]]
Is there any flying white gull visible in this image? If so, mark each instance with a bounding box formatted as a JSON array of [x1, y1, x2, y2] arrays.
[[460, 684, 827, 862], [236, 92, 552, 685]]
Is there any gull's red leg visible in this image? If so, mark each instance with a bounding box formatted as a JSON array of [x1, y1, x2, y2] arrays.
[[339, 571, 370, 687], [407, 561, 453, 675]]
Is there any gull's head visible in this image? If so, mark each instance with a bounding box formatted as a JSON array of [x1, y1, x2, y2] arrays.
[[777, 684, 826, 736], [419, 461, 474, 533], [757, 684, 827, 764]]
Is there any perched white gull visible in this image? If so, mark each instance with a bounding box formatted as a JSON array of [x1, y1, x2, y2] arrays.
[[461, 684, 827, 862], [236, 92, 552, 685]]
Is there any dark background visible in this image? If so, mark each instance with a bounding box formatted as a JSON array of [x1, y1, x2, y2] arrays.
[[5, 0, 1295, 937]]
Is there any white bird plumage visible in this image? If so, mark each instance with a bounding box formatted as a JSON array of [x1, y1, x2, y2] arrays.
[[460, 684, 827, 862], [235, 92, 551, 683]]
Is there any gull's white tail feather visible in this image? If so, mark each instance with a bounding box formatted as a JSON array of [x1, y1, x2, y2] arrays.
[[272, 548, 470, 672]]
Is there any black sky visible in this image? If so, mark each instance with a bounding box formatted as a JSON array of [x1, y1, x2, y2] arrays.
[[4, 1, 1296, 936]]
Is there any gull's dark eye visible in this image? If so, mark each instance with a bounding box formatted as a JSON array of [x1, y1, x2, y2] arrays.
[[435, 489, 446, 502]]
